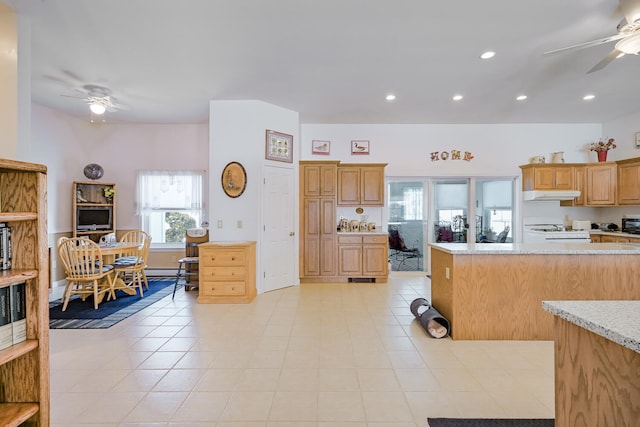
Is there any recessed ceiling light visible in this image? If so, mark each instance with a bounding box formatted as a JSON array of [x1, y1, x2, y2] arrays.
[[452, 94, 463, 101], [583, 94, 596, 101], [516, 95, 527, 101], [385, 94, 396, 101], [480, 51, 496, 59]]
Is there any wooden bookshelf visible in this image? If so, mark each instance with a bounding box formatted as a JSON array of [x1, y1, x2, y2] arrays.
[[0, 158, 49, 426]]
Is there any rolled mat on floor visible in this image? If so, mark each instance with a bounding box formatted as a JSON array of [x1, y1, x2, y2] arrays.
[[410, 298, 450, 338]]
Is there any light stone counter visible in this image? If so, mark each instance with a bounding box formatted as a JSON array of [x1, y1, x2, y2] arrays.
[[429, 242, 640, 255], [542, 300, 640, 353]]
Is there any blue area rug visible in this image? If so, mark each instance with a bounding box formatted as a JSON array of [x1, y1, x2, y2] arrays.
[[49, 278, 178, 329]]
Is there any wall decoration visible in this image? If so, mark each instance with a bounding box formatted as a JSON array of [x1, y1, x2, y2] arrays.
[[265, 129, 293, 163], [430, 150, 474, 162], [83, 163, 104, 180], [351, 140, 370, 155], [312, 140, 331, 155], [221, 161, 247, 198]]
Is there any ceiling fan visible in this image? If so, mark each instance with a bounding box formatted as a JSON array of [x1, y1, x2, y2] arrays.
[[61, 84, 125, 116], [544, 0, 640, 73]]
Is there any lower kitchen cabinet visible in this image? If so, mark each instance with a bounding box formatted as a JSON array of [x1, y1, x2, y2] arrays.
[[198, 241, 256, 303], [337, 234, 388, 282]]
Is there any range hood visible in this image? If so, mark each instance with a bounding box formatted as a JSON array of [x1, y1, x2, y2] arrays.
[[523, 190, 581, 201]]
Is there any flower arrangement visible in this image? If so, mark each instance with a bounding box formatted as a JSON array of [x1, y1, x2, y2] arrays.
[[103, 186, 115, 201], [590, 138, 616, 152]]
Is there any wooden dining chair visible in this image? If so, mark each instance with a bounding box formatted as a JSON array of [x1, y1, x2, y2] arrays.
[[57, 237, 116, 310], [113, 230, 151, 297]]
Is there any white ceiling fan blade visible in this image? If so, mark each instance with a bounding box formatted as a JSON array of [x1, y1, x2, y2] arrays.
[[544, 33, 626, 55], [60, 94, 88, 100], [587, 49, 624, 73], [619, 0, 640, 25]]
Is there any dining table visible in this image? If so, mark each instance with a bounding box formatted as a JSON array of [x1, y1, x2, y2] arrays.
[[99, 241, 141, 296]]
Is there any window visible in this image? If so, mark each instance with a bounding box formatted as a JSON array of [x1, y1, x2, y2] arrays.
[[136, 170, 205, 246], [488, 208, 512, 238]]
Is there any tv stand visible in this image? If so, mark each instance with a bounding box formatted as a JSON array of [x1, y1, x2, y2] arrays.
[[72, 181, 116, 241]]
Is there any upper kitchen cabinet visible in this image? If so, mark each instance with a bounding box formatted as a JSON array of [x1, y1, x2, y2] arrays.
[[617, 158, 640, 205], [301, 161, 339, 197], [520, 164, 574, 191], [337, 164, 387, 206], [560, 166, 586, 207], [586, 163, 616, 206]]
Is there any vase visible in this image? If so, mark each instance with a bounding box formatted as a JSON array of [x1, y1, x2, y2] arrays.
[[597, 151, 608, 162]]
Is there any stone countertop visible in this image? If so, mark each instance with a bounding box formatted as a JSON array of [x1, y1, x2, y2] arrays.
[[429, 242, 640, 255], [542, 300, 640, 353], [590, 230, 640, 238]]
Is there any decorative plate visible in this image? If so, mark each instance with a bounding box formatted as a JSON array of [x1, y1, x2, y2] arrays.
[[83, 163, 104, 180], [221, 161, 247, 198]]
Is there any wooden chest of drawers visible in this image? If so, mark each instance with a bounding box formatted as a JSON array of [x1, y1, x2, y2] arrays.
[[197, 241, 256, 303]]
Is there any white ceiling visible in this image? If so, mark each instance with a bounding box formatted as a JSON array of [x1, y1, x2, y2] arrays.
[[6, 0, 640, 124]]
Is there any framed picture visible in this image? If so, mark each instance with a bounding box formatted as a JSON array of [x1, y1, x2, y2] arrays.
[[351, 140, 370, 155], [221, 161, 247, 198], [265, 129, 293, 163], [312, 140, 331, 155]]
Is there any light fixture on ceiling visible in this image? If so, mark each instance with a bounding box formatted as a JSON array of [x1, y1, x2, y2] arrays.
[[516, 95, 528, 101], [452, 94, 463, 101], [89, 100, 107, 115], [480, 51, 496, 59], [615, 32, 640, 55], [385, 94, 396, 101], [583, 94, 596, 101]]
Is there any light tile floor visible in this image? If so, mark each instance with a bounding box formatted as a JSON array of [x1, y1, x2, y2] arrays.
[[50, 275, 555, 427]]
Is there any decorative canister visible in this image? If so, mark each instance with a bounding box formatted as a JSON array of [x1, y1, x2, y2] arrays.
[[359, 221, 368, 232], [350, 220, 359, 232], [551, 152, 564, 163], [367, 222, 377, 232], [530, 156, 545, 164]]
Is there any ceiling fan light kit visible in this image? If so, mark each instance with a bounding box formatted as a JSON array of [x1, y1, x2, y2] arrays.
[[89, 101, 106, 115]]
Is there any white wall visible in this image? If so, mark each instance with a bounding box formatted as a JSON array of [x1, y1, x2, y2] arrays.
[[0, 3, 18, 158], [209, 100, 299, 241]]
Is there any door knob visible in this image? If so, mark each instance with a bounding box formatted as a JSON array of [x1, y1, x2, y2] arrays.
[[289, 232, 295, 236]]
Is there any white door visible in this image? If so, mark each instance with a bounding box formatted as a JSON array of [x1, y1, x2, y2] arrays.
[[262, 165, 296, 292]]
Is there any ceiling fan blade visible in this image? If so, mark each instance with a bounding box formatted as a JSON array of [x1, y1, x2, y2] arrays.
[[544, 33, 625, 55], [587, 49, 624, 73], [619, 0, 640, 25], [60, 94, 88, 100]]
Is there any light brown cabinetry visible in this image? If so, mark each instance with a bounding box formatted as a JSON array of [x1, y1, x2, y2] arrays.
[[0, 159, 49, 426], [560, 166, 585, 207], [521, 164, 574, 191], [73, 181, 116, 241], [337, 164, 386, 206], [300, 161, 338, 281], [337, 234, 388, 281], [616, 158, 640, 205], [197, 241, 256, 303], [586, 163, 616, 205]]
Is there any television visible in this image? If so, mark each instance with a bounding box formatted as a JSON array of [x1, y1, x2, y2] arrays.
[[76, 206, 113, 231]]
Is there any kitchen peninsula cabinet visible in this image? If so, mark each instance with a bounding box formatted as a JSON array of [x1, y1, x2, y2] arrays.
[[520, 164, 574, 191], [586, 163, 616, 205], [337, 234, 388, 281], [300, 161, 338, 281], [337, 164, 386, 206], [617, 158, 640, 205]]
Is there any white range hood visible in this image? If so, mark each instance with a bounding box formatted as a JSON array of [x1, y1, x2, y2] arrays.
[[523, 190, 581, 201]]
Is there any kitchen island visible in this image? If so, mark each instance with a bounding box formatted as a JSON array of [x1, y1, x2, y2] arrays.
[[429, 242, 640, 340], [542, 301, 640, 427]]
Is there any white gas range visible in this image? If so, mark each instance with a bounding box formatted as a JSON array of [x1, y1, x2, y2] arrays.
[[523, 218, 592, 244]]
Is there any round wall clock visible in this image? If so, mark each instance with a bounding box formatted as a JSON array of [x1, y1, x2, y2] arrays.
[[221, 161, 247, 198], [83, 163, 104, 180]]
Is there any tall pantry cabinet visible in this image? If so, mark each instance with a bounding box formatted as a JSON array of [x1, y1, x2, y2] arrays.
[[300, 161, 338, 280], [0, 159, 49, 426]]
